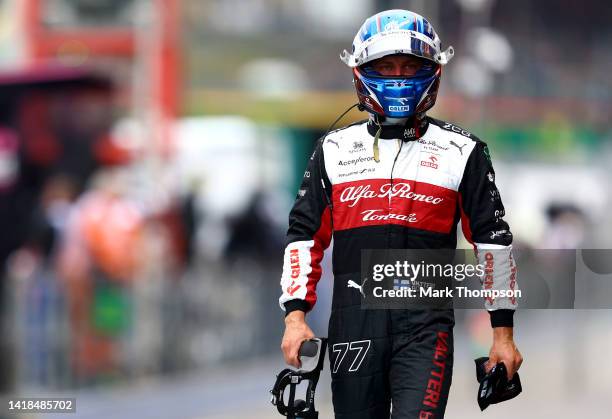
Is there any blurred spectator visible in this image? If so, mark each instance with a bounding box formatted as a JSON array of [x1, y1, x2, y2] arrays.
[[57, 168, 144, 384], [225, 191, 284, 262], [541, 203, 588, 249]]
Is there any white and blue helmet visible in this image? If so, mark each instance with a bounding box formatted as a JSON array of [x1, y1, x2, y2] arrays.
[[341, 10, 454, 118]]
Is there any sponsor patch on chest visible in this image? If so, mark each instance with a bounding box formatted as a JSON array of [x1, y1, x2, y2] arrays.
[[420, 154, 439, 169], [331, 179, 458, 233]]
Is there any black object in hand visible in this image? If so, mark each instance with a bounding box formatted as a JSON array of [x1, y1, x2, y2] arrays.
[[271, 338, 328, 418], [475, 357, 522, 411]]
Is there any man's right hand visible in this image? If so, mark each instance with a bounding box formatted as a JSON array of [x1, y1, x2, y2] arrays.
[[281, 310, 315, 368]]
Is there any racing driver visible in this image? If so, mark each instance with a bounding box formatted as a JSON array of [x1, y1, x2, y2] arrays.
[[279, 9, 523, 418]]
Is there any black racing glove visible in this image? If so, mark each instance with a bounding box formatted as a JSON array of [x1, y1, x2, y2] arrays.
[[475, 357, 522, 411]]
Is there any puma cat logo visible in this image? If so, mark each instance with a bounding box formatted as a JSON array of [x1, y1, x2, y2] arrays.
[[450, 140, 467, 155]]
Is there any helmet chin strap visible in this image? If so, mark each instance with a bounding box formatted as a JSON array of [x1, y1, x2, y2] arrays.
[[369, 112, 426, 127], [379, 115, 409, 126], [369, 112, 427, 163]]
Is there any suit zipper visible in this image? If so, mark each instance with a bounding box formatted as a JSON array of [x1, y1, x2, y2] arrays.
[[389, 139, 404, 206], [386, 139, 404, 249]]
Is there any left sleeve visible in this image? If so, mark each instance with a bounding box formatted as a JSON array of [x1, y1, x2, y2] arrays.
[[278, 139, 333, 315], [459, 142, 518, 328]]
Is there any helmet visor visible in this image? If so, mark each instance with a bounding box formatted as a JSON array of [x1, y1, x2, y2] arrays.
[[359, 55, 438, 79]]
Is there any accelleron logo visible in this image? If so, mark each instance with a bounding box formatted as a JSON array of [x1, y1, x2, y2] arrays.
[[338, 156, 374, 166]]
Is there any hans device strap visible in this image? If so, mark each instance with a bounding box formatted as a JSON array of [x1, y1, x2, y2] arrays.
[[271, 338, 327, 419]]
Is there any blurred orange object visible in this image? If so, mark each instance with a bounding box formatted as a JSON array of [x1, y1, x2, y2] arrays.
[[79, 190, 144, 282]]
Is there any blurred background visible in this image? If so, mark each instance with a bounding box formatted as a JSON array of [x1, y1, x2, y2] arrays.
[[0, 0, 611, 418]]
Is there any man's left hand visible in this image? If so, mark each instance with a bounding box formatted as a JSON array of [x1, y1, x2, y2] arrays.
[[487, 327, 523, 380]]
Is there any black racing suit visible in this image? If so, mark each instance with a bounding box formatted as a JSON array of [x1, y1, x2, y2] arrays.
[[279, 117, 517, 418]]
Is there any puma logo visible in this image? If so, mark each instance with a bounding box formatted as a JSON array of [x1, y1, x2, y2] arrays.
[[347, 279, 367, 297], [450, 140, 467, 155], [326, 139, 340, 148]]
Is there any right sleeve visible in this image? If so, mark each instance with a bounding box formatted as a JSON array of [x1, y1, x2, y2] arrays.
[[279, 139, 333, 315], [459, 142, 517, 328]]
